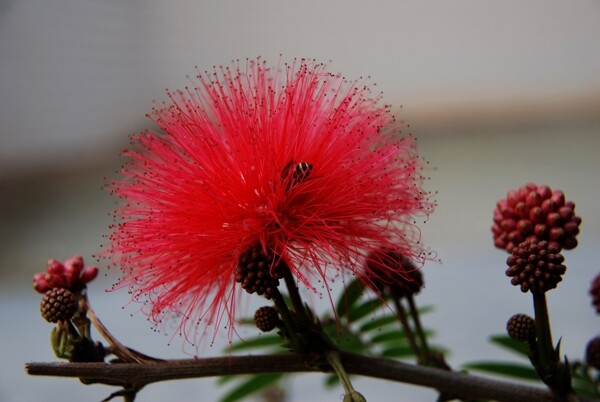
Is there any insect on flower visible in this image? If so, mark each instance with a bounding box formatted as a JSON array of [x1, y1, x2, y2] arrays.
[[281, 160, 314, 190]]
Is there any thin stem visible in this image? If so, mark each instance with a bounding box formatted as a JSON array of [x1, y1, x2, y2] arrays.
[[532, 291, 574, 397], [269, 285, 302, 348], [86, 301, 153, 364], [392, 296, 422, 363], [282, 268, 312, 331], [407, 295, 431, 360], [533, 291, 555, 373], [326, 350, 354, 394]]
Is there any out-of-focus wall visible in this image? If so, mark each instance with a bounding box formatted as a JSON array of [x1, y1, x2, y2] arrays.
[[1, 0, 599, 175]]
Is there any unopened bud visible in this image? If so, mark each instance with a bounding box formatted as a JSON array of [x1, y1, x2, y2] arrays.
[[80, 266, 99, 285], [63, 256, 84, 287]]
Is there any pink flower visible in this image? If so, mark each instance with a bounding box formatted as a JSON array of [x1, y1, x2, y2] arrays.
[[107, 58, 434, 343]]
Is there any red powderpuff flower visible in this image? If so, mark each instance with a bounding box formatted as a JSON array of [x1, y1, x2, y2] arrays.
[[107, 58, 435, 344]]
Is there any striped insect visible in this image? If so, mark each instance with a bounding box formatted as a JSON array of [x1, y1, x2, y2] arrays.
[[281, 160, 314, 190]]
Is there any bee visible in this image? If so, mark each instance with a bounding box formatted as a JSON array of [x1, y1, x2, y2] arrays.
[[281, 160, 314, 190]]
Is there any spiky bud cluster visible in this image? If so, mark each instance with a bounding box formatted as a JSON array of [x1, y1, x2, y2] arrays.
[[506, 240, 566, 293], [365, 250, 423, 298], [40, 288, 78, 323], [254, 306, 280, 332], [33, 256, 98, 294], [506, 314, 536, 342], [236, 243, 285, 299], [585, 336, 600, 370], [492, 183, 581, 253], [590, 273, 600, 314]]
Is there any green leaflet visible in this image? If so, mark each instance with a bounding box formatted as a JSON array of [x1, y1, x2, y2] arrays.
[[489, 335, 530, 358], [359, 314, 398, 332], [336, 279, 365, 318], [220, 373, 285, 402], [347, 299, 387, 323], [229, 335, 285, 352]]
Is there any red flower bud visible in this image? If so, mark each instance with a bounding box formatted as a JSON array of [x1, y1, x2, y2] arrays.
[[536, 185, 552, 199], [33, 273, 52, 293], [551, 190, 565, 207], [546, 212, 561, 227], [63, 256, 84, 287], [525, 191, 542, 208], [534, 224, 548, 237], [45, 273, 66, 289], [80, 266, 99, 284], [529, 206, 544, 223], [541, 199, 557, 214], [517, 219, 532, 235], [501, 218, 517, 232], [46, 259, 65, 275], [549, 227, 565, 240]]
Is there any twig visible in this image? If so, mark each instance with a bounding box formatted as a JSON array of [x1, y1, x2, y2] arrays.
[[26, 352, 595, 402]]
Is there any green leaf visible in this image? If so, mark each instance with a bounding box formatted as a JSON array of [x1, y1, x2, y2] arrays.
[[572, 375, 600, 399], [220, 373, 284, 402], [336, 279, 365, 318], [324, 373, 340, 388], [371, 330, 407, 344], [347, 299, 386, 323], [412, 304, 435, 316], [229, 335, 285, 352], [489, 335, 530, 357], [217, 375, 235, 385], [464, 361, 539, 381], [359, 314, 398, 333], [381, 345, 415, 358], [322, 321, 368, 353]]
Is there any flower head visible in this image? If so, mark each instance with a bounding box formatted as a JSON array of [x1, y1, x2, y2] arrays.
[[586, 336, 600, 370], [505, 240, 566, 293], [107, 58, 434, 343], [364, 249, 424, 298], [492, 183, 581, 253]]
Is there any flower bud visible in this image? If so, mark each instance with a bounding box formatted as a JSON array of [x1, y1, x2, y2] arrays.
[[492, 184, 581, 252], [506, 314, 535, 342], [80, 266, 99, 285], [506, 240, 566, 293], [40, 288, 79, 323], [254, 306, 280, 332], [585, 336, 600, 370]]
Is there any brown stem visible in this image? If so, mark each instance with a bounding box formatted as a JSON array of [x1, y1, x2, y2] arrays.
[[25, 352, 594, 402], [392, 296, 422, 363], [406, 295, 431, 360], [282, 268, 312, 331]]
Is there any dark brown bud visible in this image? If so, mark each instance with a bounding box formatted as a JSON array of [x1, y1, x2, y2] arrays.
[[506, 314, 536, 342], [506, 240, 566, 293], [236, 243, 286, 299], [254, 306, 280, 332], [40, 288, 78, 323], [585, 336, 600, 370]]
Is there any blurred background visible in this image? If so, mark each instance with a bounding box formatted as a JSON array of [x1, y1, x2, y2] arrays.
[[1, 1, 599, 401]]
